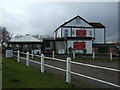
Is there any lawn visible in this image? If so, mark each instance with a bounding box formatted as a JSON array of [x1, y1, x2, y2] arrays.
[[2, 58, 72, 88]]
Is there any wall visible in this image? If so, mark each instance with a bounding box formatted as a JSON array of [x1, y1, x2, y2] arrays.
[[93, 28, 104, 44], [56, 41, 66, 54], [61, 27, 95, 38], [64, 17, 92, 27]]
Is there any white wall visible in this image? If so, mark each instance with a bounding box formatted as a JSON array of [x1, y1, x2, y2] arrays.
[[61, 27, 95, 38], [56, 41, 65, 49], [67, 40, 92, 54], [93, 28, 104, 44], [57, 28, 61, 38]]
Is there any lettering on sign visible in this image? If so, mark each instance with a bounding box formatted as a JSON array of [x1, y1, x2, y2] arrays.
[[76, 30, 86, 37], [73, 42, 86, 50]]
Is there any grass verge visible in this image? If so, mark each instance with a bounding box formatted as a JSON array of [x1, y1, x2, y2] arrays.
[[2, 58, 72, 88]]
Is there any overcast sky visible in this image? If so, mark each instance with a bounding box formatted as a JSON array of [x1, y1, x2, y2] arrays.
[[0, 2, 118, 42]]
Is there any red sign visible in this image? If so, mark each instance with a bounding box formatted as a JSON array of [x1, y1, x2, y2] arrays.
[[76, 30, 86, 37], [73, 42, 86, 50]]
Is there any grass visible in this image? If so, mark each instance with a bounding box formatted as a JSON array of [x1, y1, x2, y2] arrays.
[[2, 58, 72, 88]]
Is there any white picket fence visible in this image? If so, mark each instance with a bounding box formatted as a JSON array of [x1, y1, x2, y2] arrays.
[[13, 50, 120, 88]]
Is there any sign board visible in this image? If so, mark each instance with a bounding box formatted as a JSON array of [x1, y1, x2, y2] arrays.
[[76, 30, 86, 37], [73, 42, 86, 50]]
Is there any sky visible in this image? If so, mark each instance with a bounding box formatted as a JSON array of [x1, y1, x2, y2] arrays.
[[0, 1, 118, 42]]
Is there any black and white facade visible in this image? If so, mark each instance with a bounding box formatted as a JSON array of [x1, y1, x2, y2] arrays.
[[50, 15, 105, 54]]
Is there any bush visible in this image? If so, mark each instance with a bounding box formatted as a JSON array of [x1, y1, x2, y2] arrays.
[[97, 46, 108, 53]]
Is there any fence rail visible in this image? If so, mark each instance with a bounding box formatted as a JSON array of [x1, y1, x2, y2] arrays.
[[13, 50, 120, 88]]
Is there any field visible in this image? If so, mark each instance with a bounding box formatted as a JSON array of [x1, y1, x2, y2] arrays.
[[2, 58, 72, 88]]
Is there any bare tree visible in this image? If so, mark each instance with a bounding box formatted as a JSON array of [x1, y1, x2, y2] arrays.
[[32, 34, 43, 40], [0, 26, 13, 47]]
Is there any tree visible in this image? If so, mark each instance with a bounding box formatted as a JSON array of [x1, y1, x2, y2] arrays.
[[32, 34, 43, 40], [68, 47, 73, 54], [0, 26, 13, 47]]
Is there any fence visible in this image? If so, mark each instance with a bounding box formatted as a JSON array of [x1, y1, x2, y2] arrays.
[[13, 50, 120, 88], [47, 50, 119, 60]]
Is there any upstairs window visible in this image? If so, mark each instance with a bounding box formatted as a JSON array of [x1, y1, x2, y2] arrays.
[[76, 18, 80, 24], [89, 31, 92, 36], [64, 29, 68, 37], [72, 30, 75, 35]]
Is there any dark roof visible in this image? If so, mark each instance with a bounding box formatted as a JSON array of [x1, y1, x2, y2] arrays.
[[89, 22, 105, 28], [54, 15, 105, 32]]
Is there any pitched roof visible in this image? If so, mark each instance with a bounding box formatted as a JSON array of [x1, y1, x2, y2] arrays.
[[88, 22, 105, 28], [54, 15, 105, 32], [10, 34, 43, 42]]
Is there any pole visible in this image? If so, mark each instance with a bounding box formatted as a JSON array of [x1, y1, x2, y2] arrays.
[[110, 52, 112, 60], [52, 50, 54, 58], [93, 51, 95, 60], [32, 50, 33, 59], [41, 54, 44, 73], [73, 51, 75, 59], [26, 51, 29, 66], [17, 50, 20, 62], [66, 57, 71, 83]]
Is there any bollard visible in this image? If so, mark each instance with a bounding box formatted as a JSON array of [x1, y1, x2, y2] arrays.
[[52, 50, 54, 58], [17, 50, 20, 62], [66, 57, 71, 83], [73, 52, 75, 59], [110, 52, 112, 60], [26, 51, 29, 66], [93, 51, 95, 60], [41, 54, 44, 73]]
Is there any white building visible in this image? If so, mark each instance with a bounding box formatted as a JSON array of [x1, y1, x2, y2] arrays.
[[51, 15, 105, 54]]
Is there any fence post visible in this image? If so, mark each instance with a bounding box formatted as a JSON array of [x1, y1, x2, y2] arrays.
[[52, 50, 54, 58], [110, 52, 112, 60], [32, 50, 34, 59], [17, 50, 20, 62], [41, 54, 44, 73], [73, 52, 75, 59], [93, 51, 95, 60], [26, 51, 29, 66], [66, 57, 71, 83]]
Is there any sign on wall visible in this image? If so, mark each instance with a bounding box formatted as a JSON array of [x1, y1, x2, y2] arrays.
[[76, 30, 86, 37], [73, 42, 86, 50]]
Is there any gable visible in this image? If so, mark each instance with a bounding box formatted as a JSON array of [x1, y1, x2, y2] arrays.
[[54, 15, 105, 32], [64, 17, 92, 27]]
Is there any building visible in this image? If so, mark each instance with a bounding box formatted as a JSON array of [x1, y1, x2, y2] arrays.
[[44, 15, 105, 54], [9, 15, 106, 55], [9, 34, 42, 54]]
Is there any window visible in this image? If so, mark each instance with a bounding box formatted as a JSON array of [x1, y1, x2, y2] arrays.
[[81, 28, 85, 30], [46, 42, 50, 47], [89, 31, 92, 36], [76, 18, 80, 24], [72, 30, 75, 35], [64, 29, 68, 37]]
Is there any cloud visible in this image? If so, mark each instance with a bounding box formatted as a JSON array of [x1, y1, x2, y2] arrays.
[[0, 2, 118, 42]]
